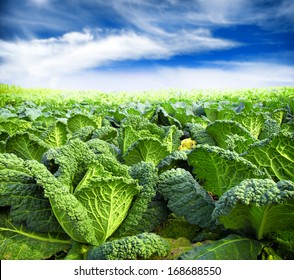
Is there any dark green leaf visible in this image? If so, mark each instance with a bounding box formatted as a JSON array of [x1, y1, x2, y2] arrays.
[[179, 234, 263, 260]]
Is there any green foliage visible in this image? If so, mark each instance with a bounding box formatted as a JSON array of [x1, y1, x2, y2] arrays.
[[0, 141, 5, 153], [273, 230, 294, 259], [35, 115, 57, 128], [67, 114, 101, 133], [0, 153, 71, 260], [0, 223, 70, 260], [6, 132, 50, 161], [243, 132, 294, 181], [158, 168, 215, 228], [124, 137, 170, 165], [42, 139, 95, 189], [30, 141, 139, 245], [0, 119, 32, 135], [120, 195, 170, 236], [118, 116, 163, 151], [0, 130, 9, 142], [119, 116, 182, 165], [152, 106, 182, 127], [188, 145, 267, 197], [157, 214, 200, 241], [1, 139, 140, 247], [179, 234, 263, 260], [206, 120, 256, 153], [92, 126, 118, 142], [234, 112, 265, 139], [185, 122, 216, 146], [0, 85, 293, 260], [87, 232, 170, 260], [25, 160, 99, 245], [115, 162, 158, 237], [70, 126, 94, 142], [258, 118, 281, 140], [75, 176, 139, 244], [157, 150, 188, 172], [204, 103, 236, 122], [163, 125, 183, 153], [87, 138, 119, 158], [41, 121, 68, 147], [281, 120, 294, 133], [93, 153, 129, 178], [0, 153, 62, 233], [161, 238, 196, 260], [64, 241, 89, 260], [212, 179, 294, 240]]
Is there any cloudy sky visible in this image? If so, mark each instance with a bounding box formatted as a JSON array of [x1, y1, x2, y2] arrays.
[[0, 0, 294, 92]]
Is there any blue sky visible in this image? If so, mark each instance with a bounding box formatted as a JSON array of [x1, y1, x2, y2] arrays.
[[1, 0, 294, 92]]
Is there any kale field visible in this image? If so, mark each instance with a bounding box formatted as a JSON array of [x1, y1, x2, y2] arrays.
[[0, 84, 293, 260]]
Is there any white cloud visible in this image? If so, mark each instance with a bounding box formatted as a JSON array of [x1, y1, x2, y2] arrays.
[[3, 0, 293, 43], [59, 30, 94, 43], [1, 1, 293, 92], [0, 31, 168, 79], [89, 63, 294, 91], [1, 28, 292, 92], [29, 0, 52, 6], [192, 0, 294, 30], [0, 28, 238, 82], [2, 61, 293, 92], [107, 0, 294, 32]]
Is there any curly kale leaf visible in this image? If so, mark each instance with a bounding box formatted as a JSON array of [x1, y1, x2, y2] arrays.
[[185, 123, 216, 146], [212, 179, 294, 240], [27, 156, 140, 245], [258, 118, 281, 140], [0, 118, 31, 136], [86, 138, 119, 158], [0, 154, 71, 260], [206, 120, 256, 153], [119, 116, 182, 165], [157, 214, 200, 241], [92, 126, 118, 143], [158, 168, 215, 229], [87, 232, 170, 260], [118, 115, 165, 156], [25, 160, 98, 245], [1, 138, 140, 247], [188, 144, 268, 197], [0, 153, 62, 233], [70, 126, 94, 142], [157, 150, 188, 172], [115, 162, 161, 237], [42, 139, 96, 191], [92, 153, 129, 178]]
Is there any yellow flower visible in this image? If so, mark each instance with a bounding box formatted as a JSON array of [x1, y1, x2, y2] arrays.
[[178, 138, 196, 151]]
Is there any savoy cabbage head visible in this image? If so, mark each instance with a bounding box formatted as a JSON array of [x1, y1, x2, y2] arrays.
[[0, 139, 141, 251], [212, 179, 294, 240]]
